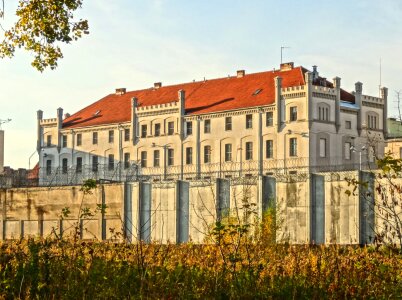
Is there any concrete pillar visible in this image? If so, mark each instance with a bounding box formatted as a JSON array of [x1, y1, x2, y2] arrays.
[[139, 182, 152, 243], [274, 76, 283, 132], [381, 87, 388, 138], [216, 178, 230, 221], [179, 90, 185, 180], [333, 77, 341, 133], [355, 82, 363, 136], [310, 174, 325, 244], [123, 182, 133, 242], [261, 176, 276, 213], [176, 180, 189, 243], [359, 171, 375, 245]]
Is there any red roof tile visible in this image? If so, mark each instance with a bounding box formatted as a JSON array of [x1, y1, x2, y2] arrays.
[[62, 66, 354, 129]]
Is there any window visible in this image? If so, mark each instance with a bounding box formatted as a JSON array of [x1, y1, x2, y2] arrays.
[[367, 114, 378, 129], [168, 121, 174, 135], [76, 157, 82, 173], [108, 154, 114, 170], [266, 111, 273, 127], [225, 117, 232, 131], [204, 119, 211, 133], [318, 106, 329, 121], [124, 128, 130, 141], [124, 153, 130, 169], [225, 144, 232, 162], [289, 138, 297, 157], [92, 132, 98, 145], [76, 134, 82, 146], [92, 156, 98, 172], [62, 158, 68, 174], [345, 121, 351, 129], [154, 123, 161, 136], [290, 106, 298, 122], [62, 135, 67, 148], [266, 140, 273, 159], [186, 121, 193, 135], [245, 142, 253, 160], [141, 125, 147, 138], [319, 138, 327, 158], [141, 151, 147, 168], [167, 149, 174, 166], [345, 142, 351, 160], [153, 150, 160, 167], [186, 147, 193, 164], [46, 160, 52, 175], [246, 114, 253, 129], [108, 130, 114, 143], [46, 135, 52, 147], [204, 145, 211, 163]]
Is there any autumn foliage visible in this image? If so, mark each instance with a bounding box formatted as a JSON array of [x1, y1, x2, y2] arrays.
[[0, 238, 401, 299]]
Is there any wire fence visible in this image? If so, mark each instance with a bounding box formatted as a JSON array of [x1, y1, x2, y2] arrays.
[[0, 157, 379, 188]]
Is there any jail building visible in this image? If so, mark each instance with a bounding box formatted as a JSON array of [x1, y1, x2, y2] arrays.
[[36, 63, 387, 185]]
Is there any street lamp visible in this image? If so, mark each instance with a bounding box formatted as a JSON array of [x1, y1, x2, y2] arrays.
[[350, 145, 367, 171], [152, 142, 171, 181]]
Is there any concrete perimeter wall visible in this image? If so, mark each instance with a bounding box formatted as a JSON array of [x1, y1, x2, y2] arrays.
[[0, 171, 379, 244]]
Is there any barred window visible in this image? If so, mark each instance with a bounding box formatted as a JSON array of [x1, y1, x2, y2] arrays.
[[266, 140, 273, 158], [245, 142, 253, 160], [225, 144, 232, 162], [204, 145, 211, 163], [108, 130, 114, 143], [124, 153, 130, 169], [289, 138, 297, 157], [141, 151, 147, 168], [266, 111, 273, 127], [62, 158, 68, 174], [108, 154, 114, 170], [76, 157, 82, 173], [62, 135, 67, 148], [124, 128, 130, 141], [186, 147, 193, 164]]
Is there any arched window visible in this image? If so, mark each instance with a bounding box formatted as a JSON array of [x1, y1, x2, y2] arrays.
[[366, 112, 379, 129], [318, 103, 330, 121]]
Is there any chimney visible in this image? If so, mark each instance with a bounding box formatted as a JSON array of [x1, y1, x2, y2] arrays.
[[154, 82, 162, 89], [236, 70, 245, 78], [280, 62, 294, 71], [64, 113, 70, 119], [312, 65, 319, 80], [115, 88, 126, 95]]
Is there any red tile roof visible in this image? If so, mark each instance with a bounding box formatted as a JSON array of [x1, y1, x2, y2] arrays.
[[62, 66, 355, 129]]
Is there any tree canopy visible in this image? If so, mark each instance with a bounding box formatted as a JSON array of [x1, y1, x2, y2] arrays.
[[0, 0, 88, 71]]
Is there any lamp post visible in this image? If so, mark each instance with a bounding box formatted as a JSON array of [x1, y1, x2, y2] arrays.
[[350, 145, 367, 171], [152, 143, 171, 181]]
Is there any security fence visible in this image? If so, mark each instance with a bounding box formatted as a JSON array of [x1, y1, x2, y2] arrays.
[[0, 157, 378, 188]]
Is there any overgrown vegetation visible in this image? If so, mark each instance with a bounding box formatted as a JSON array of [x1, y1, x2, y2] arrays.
[[0, 239, 401, 299]]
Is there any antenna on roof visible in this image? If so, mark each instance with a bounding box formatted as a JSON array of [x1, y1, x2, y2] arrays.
[[280, 46, 290, 64]]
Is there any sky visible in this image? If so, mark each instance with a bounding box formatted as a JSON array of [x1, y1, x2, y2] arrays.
[[1, 0, 402, 168]]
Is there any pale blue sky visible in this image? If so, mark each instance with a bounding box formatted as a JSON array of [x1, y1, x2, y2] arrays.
[[1, 0, 402, 168]]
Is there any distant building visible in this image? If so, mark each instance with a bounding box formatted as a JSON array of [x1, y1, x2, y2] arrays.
[[36, 63, 387, 185], [385, 118, 402, 157]]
